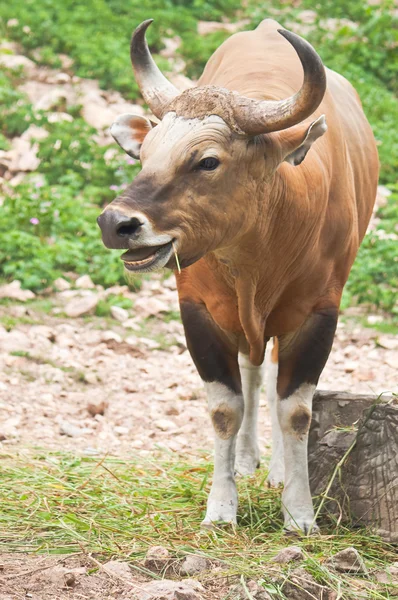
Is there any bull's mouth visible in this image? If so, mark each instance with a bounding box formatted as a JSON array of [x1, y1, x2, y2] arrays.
[[121, 240, 174, 272]]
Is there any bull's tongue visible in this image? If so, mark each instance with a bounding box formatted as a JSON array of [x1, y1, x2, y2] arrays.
[[122, 245, 162, 262]]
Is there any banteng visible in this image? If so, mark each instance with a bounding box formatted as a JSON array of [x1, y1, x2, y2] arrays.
[[98, 19, 379, 532]]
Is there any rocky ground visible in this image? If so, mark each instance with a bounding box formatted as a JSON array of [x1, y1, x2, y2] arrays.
[[0, 274, 397, 457]]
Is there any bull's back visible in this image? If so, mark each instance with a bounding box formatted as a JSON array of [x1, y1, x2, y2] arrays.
[[200, 19, 378, 242]]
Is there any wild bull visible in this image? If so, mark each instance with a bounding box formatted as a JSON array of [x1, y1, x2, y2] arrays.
[[97, 18, 379, 532]]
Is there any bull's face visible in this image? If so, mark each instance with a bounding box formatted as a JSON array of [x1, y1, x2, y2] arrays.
[[98, 113, 272, 273], [97, 20, 327, 275]]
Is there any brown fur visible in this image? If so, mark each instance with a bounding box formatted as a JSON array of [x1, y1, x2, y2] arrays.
[[104, 19, 379, 387]]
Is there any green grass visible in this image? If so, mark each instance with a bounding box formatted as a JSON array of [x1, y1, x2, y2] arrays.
[[0, 451, 396, 597], [0, 0, 396, 308]]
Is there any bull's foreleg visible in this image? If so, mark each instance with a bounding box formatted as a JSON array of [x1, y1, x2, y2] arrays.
[[266, 339, 285, 487], [180, 301, 243, 528], [277, 308, 338, 533], [235, 353, 264, 476]]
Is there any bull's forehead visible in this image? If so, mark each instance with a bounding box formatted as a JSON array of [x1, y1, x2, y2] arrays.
[[141, 112, 232, 163]]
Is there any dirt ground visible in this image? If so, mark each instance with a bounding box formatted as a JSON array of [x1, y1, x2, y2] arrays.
[[0, 276, 397, 458]]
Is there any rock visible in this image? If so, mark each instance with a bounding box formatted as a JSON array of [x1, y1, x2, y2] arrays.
[[87, 401, 107, 417], [47, 112, 74, 124], [53, 277, 71, 291], [144, 545, 171, 572], [75, 274, 95, 289], [138, 579, 204, 600], [377, 336, 398, 350], [326, 547, 368, 574], [64, 294, 98, 317], [114, 425, 129, 435], [30, 566, 86, 589], [59, 421, 89, 438], [154, 419, 176, 432], [0, 54, 36, 77], [7, 138, 41, 172], [229, 581, 272, 600], [0, 280, 35, 302], [110, 305, 129, 322], [180, 554, 208, 576], [122, 319, 141, 331], [271, 545, 304, 564], [102, 560, 132, 580], [134, 297, 169, 318], [34, 88, 72, 111], [101, 330, 122, 344], [21, 125, 49, 143], [281, 568, 336, 600]]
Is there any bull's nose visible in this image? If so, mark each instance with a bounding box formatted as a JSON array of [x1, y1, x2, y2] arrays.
[[97, 209, 143, 249]]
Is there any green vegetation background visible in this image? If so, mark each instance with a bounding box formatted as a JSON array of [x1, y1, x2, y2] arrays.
[[0, 0, 397, 313]]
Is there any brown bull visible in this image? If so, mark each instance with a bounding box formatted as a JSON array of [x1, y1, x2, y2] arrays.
[[98, 18, 379, 532]]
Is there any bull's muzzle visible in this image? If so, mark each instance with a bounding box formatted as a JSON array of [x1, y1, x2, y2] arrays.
[[97, 208, 143, 249]]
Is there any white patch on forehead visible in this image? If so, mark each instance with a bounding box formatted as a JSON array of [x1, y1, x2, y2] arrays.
[[141, 112, 230, 162], [148, 112, 228, 145]]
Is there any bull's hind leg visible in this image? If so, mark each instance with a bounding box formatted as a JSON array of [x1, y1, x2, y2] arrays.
[[277, 308, 338, 533], [235, 353, 264, 476], [180, 301, 243, 528]]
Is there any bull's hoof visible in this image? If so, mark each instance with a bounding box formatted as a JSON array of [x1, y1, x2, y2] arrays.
[[200, 517, 237, 531], [267, 459, 285, 487], [284, 516, 319, 536]]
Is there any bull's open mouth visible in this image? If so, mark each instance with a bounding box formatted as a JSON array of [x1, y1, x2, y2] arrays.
[[121, 240, 174, 272]]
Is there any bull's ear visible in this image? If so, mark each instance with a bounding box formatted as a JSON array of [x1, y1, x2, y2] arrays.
[[282, 115, 327, 166], [110, 114, 153, 159]]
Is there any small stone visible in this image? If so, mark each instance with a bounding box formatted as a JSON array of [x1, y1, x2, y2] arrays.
[[180, 554, 208, 576], [54, 277, 71, 291], [0, 280, 35, 302], [229, 581, 272, 600], [103, 560, 132, 580], [64, 294, 98, 317], [281, 568, 336, 600], [101, 330, 122, 344], [134, 296, 169, 318], [0, 54, 36, 77], [110, 305, 129, 322], [64, 573, 76, 587], [271, 545, 304, 564], [75, 274, 95, 289], [367, 315, 383, 325], [154, 419, 176, 432], [114, 426, 129, 435], [87, 401, 107, 417], [344, 361, 357, 373], [377, 336, 398, 350], [326, 547, 368, 574], [138, 579, 204, 600], [84, 372, 98, 385], [59, 421, 88, 438], [122, 319, 141, 331], [144, 546, 171, 572]]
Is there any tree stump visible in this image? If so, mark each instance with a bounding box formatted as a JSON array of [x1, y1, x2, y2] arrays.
[[308, 391, 398, 541]]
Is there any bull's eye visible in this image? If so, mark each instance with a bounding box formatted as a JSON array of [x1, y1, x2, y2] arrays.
[[197, 157, 220, 171]]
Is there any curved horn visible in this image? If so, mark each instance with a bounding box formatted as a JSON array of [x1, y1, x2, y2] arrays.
[[232, 29, 327, 136], [130, 19, 179, 118]]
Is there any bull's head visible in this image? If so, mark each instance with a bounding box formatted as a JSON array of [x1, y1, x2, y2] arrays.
[[98, 20, 327, 274]]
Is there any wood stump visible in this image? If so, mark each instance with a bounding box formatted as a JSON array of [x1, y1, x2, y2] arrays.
[[308, 391, 398, 541]]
